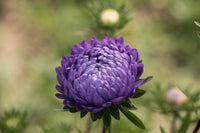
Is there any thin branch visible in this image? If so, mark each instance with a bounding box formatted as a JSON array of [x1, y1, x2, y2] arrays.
[[193, 119, 200, 133]]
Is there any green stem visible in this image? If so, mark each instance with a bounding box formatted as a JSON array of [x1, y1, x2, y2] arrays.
[[102, 126, 107, 133], [171, 113, 177, 133], [85, 116, 92, 133], [193, 119, 200, 133], [108, 126, 111, 133]]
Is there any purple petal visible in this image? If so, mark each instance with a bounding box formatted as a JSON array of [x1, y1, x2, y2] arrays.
[[91, 107, 104, 113], [56, 85, 64, 93], [136, 63, 144, 79], [102, 102, 112, 107], [55, 93, 67, 99], [111, 97, 124, 104], [135, 79, 146, 88]]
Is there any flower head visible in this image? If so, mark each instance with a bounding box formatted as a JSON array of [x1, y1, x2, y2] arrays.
[[101, 8, 119, 25], [55, 37, 145, 113], [166, 87, 187, 105]]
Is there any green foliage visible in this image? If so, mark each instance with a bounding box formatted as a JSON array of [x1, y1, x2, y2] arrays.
[[110, 104, 120, 120], [120, 106, 145, 129], [80, 111, 88, 118], [121, 98, 137, 110], [0, 109, 27, 133], [43, 123, 71, 133], [87, 0, 131, 38], [151, 83, 200, 132], [160, 126, 166, 133], [133, 88, 146, 98], [103, 108, 111, 128], [195, 21, 200, 38], [177, 111, 191, 133]]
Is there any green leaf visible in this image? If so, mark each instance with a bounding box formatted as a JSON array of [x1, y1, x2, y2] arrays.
[[80, 111, 88, 118], [103, 109, 111, 128], [160, 126, 166, 133], [120, 106, 145, 129], [110, 104, 120, 120], [137, 76, 153, 86], [121, 99, 137, 110], [145, 76, 153, 83], [177, 112, 191, 133], [195, 21, 200, 27], [133, 89, 146, 98]]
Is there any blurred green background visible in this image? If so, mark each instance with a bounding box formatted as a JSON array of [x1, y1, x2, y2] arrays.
[[0, 0, 199, 133]]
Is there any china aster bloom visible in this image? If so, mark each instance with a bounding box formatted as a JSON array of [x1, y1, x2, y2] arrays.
[[55, 37, 145, 113]]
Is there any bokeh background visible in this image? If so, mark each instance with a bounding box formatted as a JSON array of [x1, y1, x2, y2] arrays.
[[0, 0, 199, 133]]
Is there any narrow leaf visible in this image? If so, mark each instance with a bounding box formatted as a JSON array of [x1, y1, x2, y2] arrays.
[[160, 126, 166, 133], [133, 89, 146, 98], [80, 111, 88, 118], [110, 104, 120, 120], [120, 106, 145, 129], [177, 112, 191, 133], [103, 109, 111, 128], [145, 76, 153, 83], [121, 99, 137, 110]]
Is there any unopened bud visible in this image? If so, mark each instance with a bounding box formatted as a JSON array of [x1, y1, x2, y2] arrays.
[[100, 8, 119, 25], [5, 117, 20, 129], [166, 87, 187, 105]]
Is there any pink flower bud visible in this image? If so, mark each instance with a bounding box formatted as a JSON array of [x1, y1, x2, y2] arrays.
[[166, 87, 187, 105]]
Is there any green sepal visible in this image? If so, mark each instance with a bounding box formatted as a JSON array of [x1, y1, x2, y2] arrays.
[[121, 98, 137, 110], [177, 112, 191, 133], [80, 111, 88, 118], [103, 108, 111, 128], [132, 88, 146, 98], [109, 104, 120, 120], [138, 60, 143, 63], [96, 111, 104, 119], [90, 110, 104, 122], [90, 113, 98, 122], [69, 108, 78, 113], [160, 126, 166, 133], [63, 106, 70, 111], [120, 106, 145, 129]]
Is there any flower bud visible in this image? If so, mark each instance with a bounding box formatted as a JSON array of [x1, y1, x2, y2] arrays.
[[5, 117, 20, 129], [166, 87, 187, 105], [100, 8, 119, 25]]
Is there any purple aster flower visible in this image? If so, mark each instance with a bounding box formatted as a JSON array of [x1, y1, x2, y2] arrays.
[[55, 37, 145, 113]]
